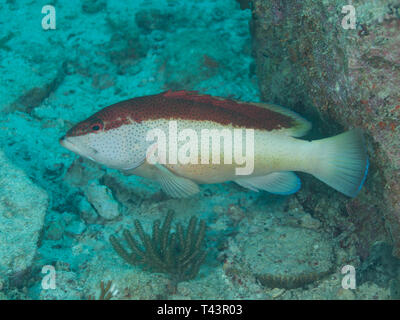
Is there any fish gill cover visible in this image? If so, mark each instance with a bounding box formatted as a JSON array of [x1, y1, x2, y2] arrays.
[[0, 0, 399, 301]]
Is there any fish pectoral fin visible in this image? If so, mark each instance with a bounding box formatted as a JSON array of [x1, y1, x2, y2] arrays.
[[122, 155, 146, 172], [154, 163, 200, 198], [234, 172, 301, 195]]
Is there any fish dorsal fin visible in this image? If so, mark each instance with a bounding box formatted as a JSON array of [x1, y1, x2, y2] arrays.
[[235, 172, 301, 195], [252, 102, 312, 137], [163, 91, 311, 137], [154, 163, 200, 198]]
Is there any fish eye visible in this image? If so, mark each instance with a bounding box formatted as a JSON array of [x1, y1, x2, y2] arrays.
[[92, 124, 100, 131]]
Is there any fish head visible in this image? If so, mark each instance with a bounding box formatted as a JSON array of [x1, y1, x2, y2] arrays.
[[60, 112, 147, 170]]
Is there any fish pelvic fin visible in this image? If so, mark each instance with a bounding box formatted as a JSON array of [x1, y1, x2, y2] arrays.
[[308, 129, 369, 197], [154, 163, 200, 198]]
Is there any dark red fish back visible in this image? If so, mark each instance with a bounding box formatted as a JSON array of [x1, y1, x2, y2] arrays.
[[68, 91, 311, 137], [95, 91, 297, 130]]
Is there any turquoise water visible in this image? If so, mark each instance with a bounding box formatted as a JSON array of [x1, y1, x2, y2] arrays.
[[0, 0, 397, 300]]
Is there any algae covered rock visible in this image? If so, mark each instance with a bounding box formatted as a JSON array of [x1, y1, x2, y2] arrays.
[[84, 180, 120, 220], [226, 226, 334, 289], [252, 0, 400, 256], [0, 151, 48, 276]]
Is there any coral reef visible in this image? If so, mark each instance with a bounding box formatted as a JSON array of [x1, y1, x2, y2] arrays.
[[110, 211, 207, 288], [0, 0, 396, 300], [252, 0, 400, 257]]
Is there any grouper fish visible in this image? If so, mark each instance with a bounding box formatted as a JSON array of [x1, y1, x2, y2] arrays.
[[60, 90, 368, 198]]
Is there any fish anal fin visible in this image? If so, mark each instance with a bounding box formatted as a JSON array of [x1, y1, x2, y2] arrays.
[[235, 172, 301, 195]]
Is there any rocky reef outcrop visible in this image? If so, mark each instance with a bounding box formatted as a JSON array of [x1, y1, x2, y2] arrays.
[[0, 151, 48, 277], [251, 0, 400, 256]]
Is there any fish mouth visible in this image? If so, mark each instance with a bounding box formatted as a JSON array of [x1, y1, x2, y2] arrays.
[[59, 136, 97, 161], [59, 136, 80, 154]]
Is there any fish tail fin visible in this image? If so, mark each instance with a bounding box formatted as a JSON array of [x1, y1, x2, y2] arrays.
[[309, 129, 369, 197]]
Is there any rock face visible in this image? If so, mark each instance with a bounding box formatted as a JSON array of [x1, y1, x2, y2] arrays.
[[0, 151, 48, 276], [251, 0, 400, 255], [229, 226, 334, 289], [84, 180, 120, 220]]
